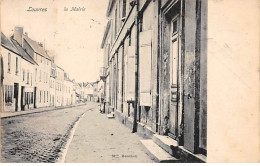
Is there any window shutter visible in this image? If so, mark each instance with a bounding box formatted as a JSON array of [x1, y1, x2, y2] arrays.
[[126, 45, 135, 101], [139, 30, 152, 106]]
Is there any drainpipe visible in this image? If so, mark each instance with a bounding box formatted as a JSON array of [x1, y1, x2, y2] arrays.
[[133, 0, 139, 133]]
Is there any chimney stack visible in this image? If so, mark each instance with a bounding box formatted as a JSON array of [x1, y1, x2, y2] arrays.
[[14, 26, 23, 46]]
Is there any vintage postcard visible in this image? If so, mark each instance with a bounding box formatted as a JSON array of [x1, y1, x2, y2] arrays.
[[0, 0, 259, 163]]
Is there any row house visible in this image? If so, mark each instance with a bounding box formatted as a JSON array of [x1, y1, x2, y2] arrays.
[[49, 59, 56, 106], [74, 82, 83, 102], [1, 32, 23, 111], [13, 27, 52, 108], [11, 36, 38, 111], [55, 65, 65, 107], [64, 73, 75, 106], [100, 0, 207, 162], [1, 26, 77, 112], [1, 32, 38, 112], [96, 79, 104, 103]]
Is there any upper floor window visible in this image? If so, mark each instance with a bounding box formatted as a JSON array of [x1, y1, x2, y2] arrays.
[[23, 69, 25, 81], [40, 70, 41, 82], [8, 53, 11, 73], [15, 57, 19, 75], [27, 72, 29, 84], [122, 0, 126, 19], [115, 7, 118, 39], [35, 68, 37, 82], [31, 73, 32, 86]]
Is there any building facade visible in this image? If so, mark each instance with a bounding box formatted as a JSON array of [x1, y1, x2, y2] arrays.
[[55, 66, 64, 107], [1, 32, 22, 112], [100, 0, 207, 162], [1, 26, 77, 112]]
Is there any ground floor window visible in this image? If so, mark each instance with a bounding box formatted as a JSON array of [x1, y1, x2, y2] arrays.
[[4, 85, 13, 105]]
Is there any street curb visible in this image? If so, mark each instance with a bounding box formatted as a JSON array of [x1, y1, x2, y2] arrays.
[[0, 103, 87, 119]]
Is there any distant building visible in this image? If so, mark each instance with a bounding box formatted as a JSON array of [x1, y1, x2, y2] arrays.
[[55, 65, 64, 107], [64, 73, 74, 106]]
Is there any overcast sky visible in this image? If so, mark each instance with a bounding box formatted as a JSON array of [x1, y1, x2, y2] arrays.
[[1, 0, 108, 83]]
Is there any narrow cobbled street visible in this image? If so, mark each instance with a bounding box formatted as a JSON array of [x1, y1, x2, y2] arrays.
[[1, 103, 97, 162], [0, 103, 153, 163]]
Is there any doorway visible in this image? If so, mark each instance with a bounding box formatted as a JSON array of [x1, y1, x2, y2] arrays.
[[168, 14, 181, 139], [14, 83, 19, 111]]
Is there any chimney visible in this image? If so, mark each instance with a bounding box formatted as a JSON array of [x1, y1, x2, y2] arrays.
[[14, 26, 23, 46], [25, 32, 28, 36], [38, 42, 43, 47]]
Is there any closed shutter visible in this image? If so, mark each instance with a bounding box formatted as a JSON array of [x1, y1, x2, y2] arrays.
[[126, 45, 135, 101], [139, 30, 152, 106]]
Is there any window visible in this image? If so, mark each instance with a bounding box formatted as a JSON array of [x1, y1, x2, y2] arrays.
[[31, 73, 32, 86], [15, 57, 19, 75], [35, 68, 37, 82], [139, 15, 143, 32], [4, 85, 13, 104], [23, 70, 25, 81], [139, 30, 152, 106], [115, 7, 118, 39], [8, 53, 11, 73], [172, 19, 178, 36], [27, 72, 29, 84], [39, 91, 41, 103], [40, 70, 41, 82], [122, 0, 126, 19]]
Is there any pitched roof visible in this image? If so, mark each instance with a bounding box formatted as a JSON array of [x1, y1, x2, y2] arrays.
[[1, 32, 19, 55], [23, 35, 51, 60], [10, 37, 38, 65]]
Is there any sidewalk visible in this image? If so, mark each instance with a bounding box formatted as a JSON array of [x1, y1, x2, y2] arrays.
[[0, 103, 87, 119], [64, 107, 154, 163]]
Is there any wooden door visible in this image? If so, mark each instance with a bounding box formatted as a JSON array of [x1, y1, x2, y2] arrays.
[[168, 14, 180, 139]]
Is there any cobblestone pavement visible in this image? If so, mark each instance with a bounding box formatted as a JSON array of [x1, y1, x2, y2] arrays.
[[64, 107, 154, 163], [0, 103, 99, 163]]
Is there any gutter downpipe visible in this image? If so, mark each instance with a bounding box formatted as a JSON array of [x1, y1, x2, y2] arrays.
[[133, 0, 139, 133]]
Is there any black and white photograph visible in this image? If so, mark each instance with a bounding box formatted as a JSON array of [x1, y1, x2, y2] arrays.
[[0, 0, 259, 164]]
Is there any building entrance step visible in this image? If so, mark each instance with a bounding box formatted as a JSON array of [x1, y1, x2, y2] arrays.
[[140, 139, 180, 163], [106, 112, 115, 119], [152, 134, 179, 157]]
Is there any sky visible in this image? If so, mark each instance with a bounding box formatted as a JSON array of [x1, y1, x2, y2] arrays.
[[1, 0, 109, 83]]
